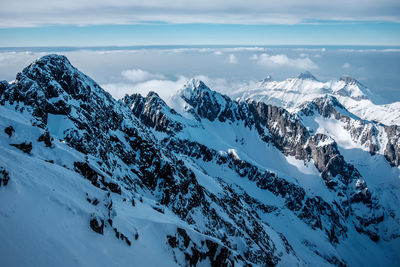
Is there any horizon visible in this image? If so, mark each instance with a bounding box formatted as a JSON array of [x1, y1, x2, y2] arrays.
[[1, 46, 399, 103], [2, 44, 400, 49]]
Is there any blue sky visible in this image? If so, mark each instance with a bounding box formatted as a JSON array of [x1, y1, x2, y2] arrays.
[[0, 0, 399, 46], [1, 22, 400, 46]]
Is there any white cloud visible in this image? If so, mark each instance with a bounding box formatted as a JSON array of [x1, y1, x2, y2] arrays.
[[250, 54, 258, 60], [102, 76, 188, 100], [102, 74, 251, 103], [252, 53, 318, 70], [339, 48, 400, 53], [101, 82, 136, 100], [343, 62, 351, 68], [1, 0, 399, 27], [213, 51, 222, 55], [227, 54, 238, 64], [121, 68, 165, 83]]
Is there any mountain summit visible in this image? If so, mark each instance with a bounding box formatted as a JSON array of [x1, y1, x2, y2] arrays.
[[297, 71, 318, 81]]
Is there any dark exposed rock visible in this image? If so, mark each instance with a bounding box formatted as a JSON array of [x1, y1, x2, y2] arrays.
[[0, 80, 8, 98], [177, 228, 191, 248], [74, 161, 102, 187], [0, 167, 10, 187], [85, 193, 100, 206], [122, 92, 183, 134], [167, 235, 178, 248], [89, 216, 104, 235], [113, 228, 131, 246], [180, 80, 224, 122], [38, 131, 52, 147], [384, 125, 400, 166], [4, 126, 15, 138], [153, 206, 164, 214], [74, 161, 121, 194], [10, 142, 32, 154], [167, 227, 248, 267]]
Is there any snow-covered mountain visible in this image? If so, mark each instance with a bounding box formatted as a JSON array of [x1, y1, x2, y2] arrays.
[[232, 72, 400, 126], [0, 55, 399, 267]]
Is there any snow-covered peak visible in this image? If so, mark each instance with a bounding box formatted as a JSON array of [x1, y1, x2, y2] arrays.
[[260, 75, 273, 85], [20, 54, 76, 81], [331, 75, 375, 101], [339, 75, 359, 84], [180, 78, 211, 95], [169, 78, 235, 122], [13, 53, 106, 105], [297, 71, 318, 81], [231, 72, 399, 125], [173, 78, 211, 105]]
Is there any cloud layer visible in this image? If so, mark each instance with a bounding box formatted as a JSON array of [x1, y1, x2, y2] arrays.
[[1, 47, 400, 103], [1, 0, 399, 27], [251, 53, 318, 70], [121, 69, 165, 83], [227, 54, 238, 64]]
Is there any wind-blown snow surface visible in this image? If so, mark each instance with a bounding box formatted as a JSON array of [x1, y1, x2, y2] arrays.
[[0, 55, 400, 267]]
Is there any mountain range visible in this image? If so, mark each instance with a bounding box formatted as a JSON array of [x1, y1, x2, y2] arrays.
[[0, 55, 399, 266]]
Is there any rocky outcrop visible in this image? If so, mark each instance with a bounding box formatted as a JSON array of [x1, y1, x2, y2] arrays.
[[89, 215, 104, 235], [122, 92, 183, 134], [167, 227, 253, 267], [0, 166, 10, 187], [38, 131, 53, 147], [384, 125, 400, 166], [10, 142, 32, 154], [4, 126, 15, 138]]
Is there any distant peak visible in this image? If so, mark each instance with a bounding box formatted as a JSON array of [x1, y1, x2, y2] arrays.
[[264, 74, 272, 81], [297, 71, 318, 81], [340, 75, 360, 85], [260, 75, 273, 84]]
